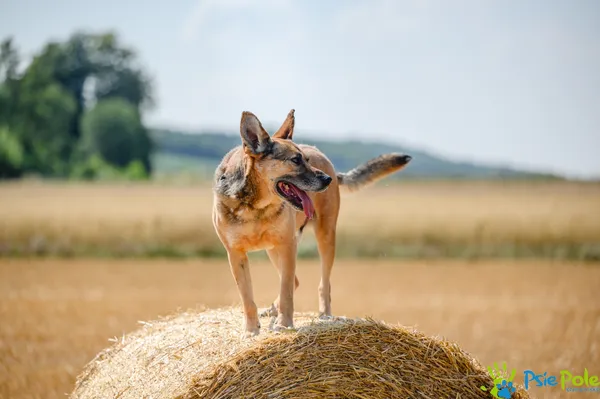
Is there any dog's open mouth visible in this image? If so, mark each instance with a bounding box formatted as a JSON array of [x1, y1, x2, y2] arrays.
[[276, 181, 315, 219]]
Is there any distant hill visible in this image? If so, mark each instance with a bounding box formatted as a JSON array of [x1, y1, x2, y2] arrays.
[[150, 129, 563, 180]]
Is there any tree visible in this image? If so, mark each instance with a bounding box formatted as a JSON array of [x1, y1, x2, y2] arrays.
[[0, 127, 23, 178], [0, 38, 21, 127], [0, 38, 23, 177], [0, 83, 11, 127], [11, 47, 78, 175], [95, 67, 152, 109], [80, 98, 152, 174], [16, 83, 77, 175], [0, 32, 154, 179], [0, 38, 19, 82], [52, 32, 153, 141]]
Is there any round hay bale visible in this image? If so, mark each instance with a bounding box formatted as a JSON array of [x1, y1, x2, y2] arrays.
[[71, 308, 529, 399]]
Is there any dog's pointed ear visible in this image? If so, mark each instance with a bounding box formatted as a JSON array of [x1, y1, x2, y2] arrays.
[[240, 111, 272, 155], [273, 109, 295, 140]]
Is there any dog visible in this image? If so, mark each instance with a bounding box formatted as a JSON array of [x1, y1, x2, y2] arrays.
[[212, 109, 411, 336]]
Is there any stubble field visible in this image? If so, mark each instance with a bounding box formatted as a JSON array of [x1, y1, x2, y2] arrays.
[[1, 258, 599, 399], [1, 181, 599, 398], [1, 180, 599, 258]]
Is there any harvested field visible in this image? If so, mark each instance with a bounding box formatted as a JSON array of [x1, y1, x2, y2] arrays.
[[1, 181, 599, 258], [1, 258, 599, 398]]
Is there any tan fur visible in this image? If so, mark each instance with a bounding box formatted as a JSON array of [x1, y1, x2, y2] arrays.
[[212, 110, 411, 336]]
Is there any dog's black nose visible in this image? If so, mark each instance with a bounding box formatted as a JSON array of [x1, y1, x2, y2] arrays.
[[321, 174, 332, 186], [399, 154, 412, 164]]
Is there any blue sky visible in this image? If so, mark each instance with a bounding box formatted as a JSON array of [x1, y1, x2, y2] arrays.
[[1, 0, 599, 178]]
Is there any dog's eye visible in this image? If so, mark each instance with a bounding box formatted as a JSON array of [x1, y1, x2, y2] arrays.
[[291, 155, 302, 165]]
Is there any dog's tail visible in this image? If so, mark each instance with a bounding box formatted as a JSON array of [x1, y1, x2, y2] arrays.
[[337, 153, 412, 192]]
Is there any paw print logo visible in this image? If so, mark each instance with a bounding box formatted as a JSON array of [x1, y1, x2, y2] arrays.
[[496, 380, 516, 399], [480, 362, 517, 398]]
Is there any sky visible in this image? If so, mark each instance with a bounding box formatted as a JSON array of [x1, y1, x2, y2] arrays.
[[1, 0, 599, 178]]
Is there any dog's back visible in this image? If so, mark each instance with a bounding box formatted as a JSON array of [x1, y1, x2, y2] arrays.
[[293, 144, 411, 232]]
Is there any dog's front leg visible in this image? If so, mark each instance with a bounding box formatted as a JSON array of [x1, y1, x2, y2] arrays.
[[260, 248, 300, 318], [273, 241, 298, 330], [227, 250, 260, 337]]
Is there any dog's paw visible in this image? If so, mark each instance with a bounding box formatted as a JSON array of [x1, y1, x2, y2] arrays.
[[242, 320, 260, 338], [271, 315, 294, 332], [318, 313, 333, 320], [243, 329, 260, 338], [259, 303, 278, 318], [271, 323, 296, 334]]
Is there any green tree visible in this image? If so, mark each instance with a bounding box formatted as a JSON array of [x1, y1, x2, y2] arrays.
[[52, 32, 153, 141], [80, 98, 152, 174], [0, 38, 19, 80], [0, 32, 154, 179], [0, 38, 23, 177], [1, 41, 80, 175], [13, 53, 77, 175], [95, 67, 152, 109], [0, 127, 23, 178], [0, 38, 20, 127]]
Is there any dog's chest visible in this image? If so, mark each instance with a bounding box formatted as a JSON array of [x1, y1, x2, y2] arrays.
[[215, 202, 294, 252], [224, 223, 287, 252]]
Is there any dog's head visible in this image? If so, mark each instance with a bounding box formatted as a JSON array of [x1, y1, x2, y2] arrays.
[[239, 110, 331, 218]]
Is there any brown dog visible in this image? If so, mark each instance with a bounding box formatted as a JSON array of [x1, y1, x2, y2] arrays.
[[212, 110, 411, 336]]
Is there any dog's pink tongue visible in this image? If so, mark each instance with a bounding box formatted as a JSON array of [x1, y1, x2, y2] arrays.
[[292, 187, 315, 219]]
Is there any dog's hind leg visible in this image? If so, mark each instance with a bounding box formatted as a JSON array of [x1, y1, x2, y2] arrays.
[[314, 219, 337, 318], [260, 248, 300, 318]]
